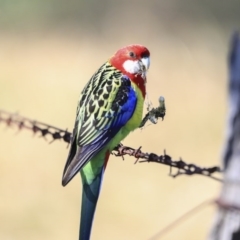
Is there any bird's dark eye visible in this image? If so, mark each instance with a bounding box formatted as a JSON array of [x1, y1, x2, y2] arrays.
[[129, 51, 136, 58]]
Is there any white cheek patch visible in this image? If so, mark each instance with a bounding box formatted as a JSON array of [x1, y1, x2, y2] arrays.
[[122, 60, 141, 74]]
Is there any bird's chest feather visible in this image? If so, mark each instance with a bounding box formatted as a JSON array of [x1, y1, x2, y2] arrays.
[[123, 83, 144, 132]]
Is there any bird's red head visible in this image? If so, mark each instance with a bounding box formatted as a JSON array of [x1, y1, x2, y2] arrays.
[[109, 45, 150, 98]]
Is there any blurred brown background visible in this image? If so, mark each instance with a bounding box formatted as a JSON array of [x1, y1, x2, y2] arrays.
[[0, 0, 239, 239]]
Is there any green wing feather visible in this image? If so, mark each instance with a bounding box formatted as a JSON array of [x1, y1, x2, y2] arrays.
[[62, 62, 137, 186]]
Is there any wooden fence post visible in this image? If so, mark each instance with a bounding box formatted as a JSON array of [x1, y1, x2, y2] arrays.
[[209, 32, 240, 240]]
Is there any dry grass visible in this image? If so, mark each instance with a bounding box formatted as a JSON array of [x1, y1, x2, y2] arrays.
[[0, 28, 227, 240]]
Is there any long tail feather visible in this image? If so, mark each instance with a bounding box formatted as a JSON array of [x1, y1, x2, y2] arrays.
[[79, 168, 104, 240]]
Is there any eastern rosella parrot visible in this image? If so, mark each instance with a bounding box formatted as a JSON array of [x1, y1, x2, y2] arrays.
[[62, 45, 150, 240]]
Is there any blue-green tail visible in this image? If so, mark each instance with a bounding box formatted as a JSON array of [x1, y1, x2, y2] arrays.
[[79, 169, 104, 240]]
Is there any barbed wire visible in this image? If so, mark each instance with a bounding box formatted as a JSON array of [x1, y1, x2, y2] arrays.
[[0, 109, 223, 181], [0, 110, 72, 143]]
